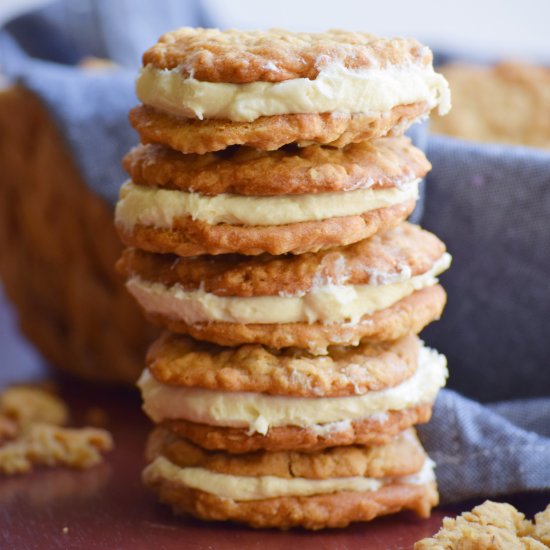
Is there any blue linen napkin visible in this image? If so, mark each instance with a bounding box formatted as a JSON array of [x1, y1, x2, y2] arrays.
[[1, 0, 548, 504]]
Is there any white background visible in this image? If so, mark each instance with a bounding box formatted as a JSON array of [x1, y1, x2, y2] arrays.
[[1, 0, 550, 62]]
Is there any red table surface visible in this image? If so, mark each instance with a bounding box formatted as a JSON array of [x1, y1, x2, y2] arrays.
[[0, 294, 547, 550]]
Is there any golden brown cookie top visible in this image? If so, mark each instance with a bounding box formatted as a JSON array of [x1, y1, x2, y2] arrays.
[[146, 332, 419, 397], [146, 427, 426, 480], [123, 137, 430, 196], [143, 28, 430, 83], [119, 222, 446, 297]]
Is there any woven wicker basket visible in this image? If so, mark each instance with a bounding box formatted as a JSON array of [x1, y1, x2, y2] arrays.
[[0, 86, 156, 384]]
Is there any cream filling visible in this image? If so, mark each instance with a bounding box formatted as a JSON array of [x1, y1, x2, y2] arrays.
[[115, 179, 419, 229], [144, 455, 436, 501], [138, 344, 448, 434], [136, 62, 451, 122], [126, 252, 451, 325]]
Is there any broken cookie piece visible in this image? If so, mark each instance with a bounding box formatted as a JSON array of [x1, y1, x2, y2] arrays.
[[0, 385, 112, 475], [415, 500, 550, 550], [0, 424, 113, 475], [0, 385, 68, 429]]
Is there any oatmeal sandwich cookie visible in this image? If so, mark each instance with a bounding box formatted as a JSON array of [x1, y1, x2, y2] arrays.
[[119, 222, 451, 352], [143, 427, 438, 529], [138, 332, 448, 453], [116, 136, 429, 256], [131, 28, 450, 153]]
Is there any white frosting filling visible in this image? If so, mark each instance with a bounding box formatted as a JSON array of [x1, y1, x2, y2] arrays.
[[138, 344, 448, 434], [115, 179, 419, 229], [136, 63, 451, 122], [144, 455, 436, 501], [127, 252, 451, 325]]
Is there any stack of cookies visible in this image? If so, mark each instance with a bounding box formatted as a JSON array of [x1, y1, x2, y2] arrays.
[[115, 28, 452, 530]]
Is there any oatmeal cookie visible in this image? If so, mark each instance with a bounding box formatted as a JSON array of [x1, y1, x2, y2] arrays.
[[129, 103, 429, 154], [142, 28, 432, 83], [162, 403, 433, 454], [118, 222, 446, 297], [117, 198, 415, 257], [146, 427, 427, 479], [146, 332, 419, 397], [124, 137, 429, 195]]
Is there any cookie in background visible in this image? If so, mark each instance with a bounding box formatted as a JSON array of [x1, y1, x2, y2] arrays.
[[431, 62, 550, 149]]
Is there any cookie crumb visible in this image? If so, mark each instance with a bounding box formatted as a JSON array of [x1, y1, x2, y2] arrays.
[[0, 424, 113, 475], [533, 505, 550, 546], [0, 385, 113, 475], [0, 386, 68, 429], [0, 416, 18, 443], [414, 500, 550, 549]]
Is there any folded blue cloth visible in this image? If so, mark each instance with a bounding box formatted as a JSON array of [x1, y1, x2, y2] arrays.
[[1, 0, 549, 504], [420, 390, 550, 502], [422, 136, 550, 403]]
